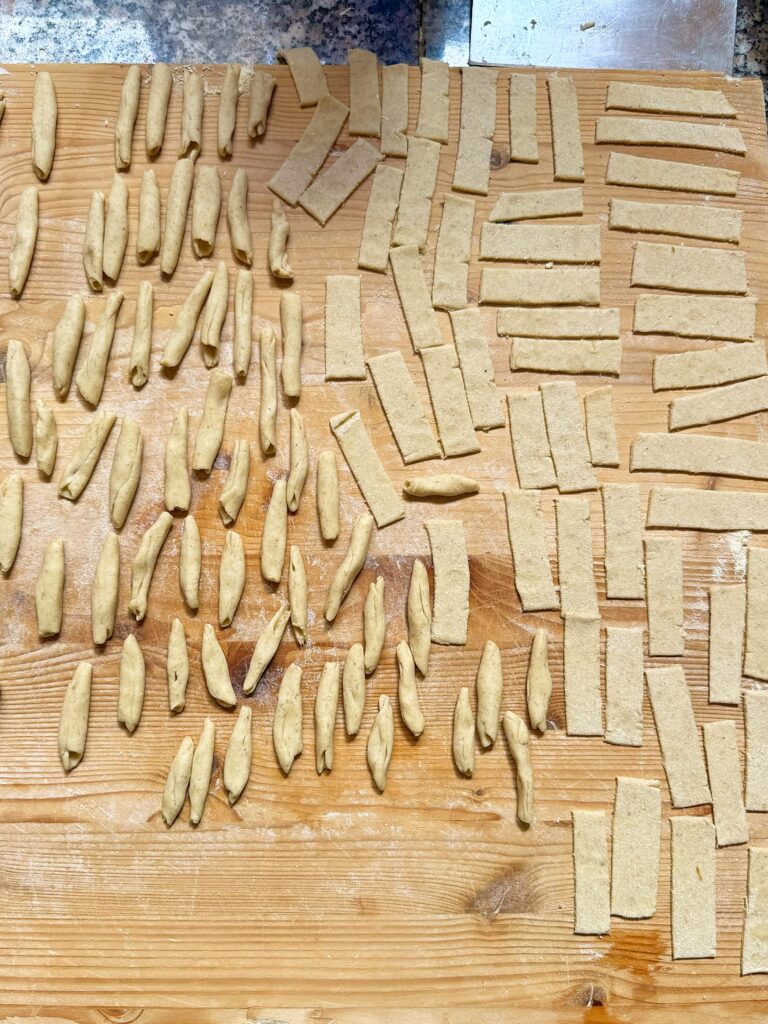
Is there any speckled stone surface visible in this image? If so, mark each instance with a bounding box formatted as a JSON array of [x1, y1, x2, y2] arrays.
[[735, 0, 768, 98]]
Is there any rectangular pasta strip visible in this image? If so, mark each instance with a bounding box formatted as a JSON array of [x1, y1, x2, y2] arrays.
[[348, 48, 381, 138], [450, 308, 504, 430], [669, 376, 768, 431], [605, 626, 644, 748], [745, 690, 768, 812], [602, 483, 644, 600], [380, 63, 408, 157], [634, 294, 756, 341], [389, 244, 443, 351], [511, 338, 622, 376], [503, 489, 559, 612], [268, 96, 348, 206], [330, 410, 404, 528], [358, 163, 403, 272], [490, 187, 583, 223], [647, 666, 711, 808], [572, 810, 610, 935], [425, 519, 469, 644], [299, 138, 382, 225], [647, 486, 768, 532], [708, 584, 745, 706], [392, 136, 441, 251], [547, 74, 585, 182], [645, 535, 684, 657], [415, 58, 449, 144], [653, 343, 767, 392], [611, 777, 661, 918], [507, 392, 556, 490], [498, 306, 619, 339], [596, 116, 746, 155], [564, 615, 603, 736], [508, 73, 538, 164], [745, 546, 768, 682], [670, 816, 717, 960], [630, 241, 747, 295], [432, 195, 474, 311], [606, 81, 736, 117], [703, 720, 748, 848], [420, 344, 480, 458], [453, 66, 498, 195], [481, 267, 600, 306], [609, 198, 742, 244], [606, 152, 740, 196], [631, 432, 768, 481], [541, 381, 597, 493], [556, 496, 599, 620], [743, 848, 768, 975], [584, 387, 619, 467], [480, 223, 601, 263], [368, 350, 441, 465], [324, 275, 365, 381]]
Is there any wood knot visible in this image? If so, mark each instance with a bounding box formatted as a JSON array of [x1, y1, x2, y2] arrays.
[[491, 147, 510, 169], [575, 982, 608, 1007], [465, 863, 537, 920]]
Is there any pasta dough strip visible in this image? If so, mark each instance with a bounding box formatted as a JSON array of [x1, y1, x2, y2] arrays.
[[348, 49, 381, 137], [268, 95, 349, 206], [145, 63, 172, 157], [330, 410, 404, 528], [9, 186, 38, 298], [380, 63, 408, 157], [432, 195, 474, 311], [508, 73, 538, 163], [425, 519, 470, 645], [564, 615, 602, 736], [32, 72, 57, 180], [609, 197, 742, 244], [325, 275, 366, 380], [278, 46, 328, 107], [75, 290, 124, 407], [631, 431, 768, 481], [414, 58, 449, 144], [646, 666, 711, 808], [653, 342, 767, 392], [606, 81, 735, 117], [631, 241, 747, 295], [670, 817, 717, 960], [498, 306, 619, 339], [298, 138, 382, 226], [511, 338, 622, 376], [708, 584, 745, 705], [645, 535, 684, 657], [192, 369, 232, 475], [745, 545, 768, 682], [572, 810, 610, 935], [480, 223, 601, 263], [503, 489, 558, 612], [611, 777, 661, 919], [555, 496, 598, 619], [450, 308, 504, 430], [115, 65, 140, 169], [480, 267, 600, 306], [745, 690, 768, 812], [392, 136, 441, 250], [58, 409, 116, 501], [703, 720, 748, 847], [547, 74, 584, 182], [507, 392, 556, 490], [368, 350, 441, 464], [669, 376, 768, 432], [596, 116, 745, 155], [602, 483, 644, 600], [389, 244, 442, 351], [358, 163, 404, 272], [453, 67, 498, 195], [584, 387, 619, 467], [646, 486, 768, 532], [420, 344, 480, 458], [160, 158, 195, 276], [605, 626, 644, 747], [540, 381, 597, 493], [634, 294, 756, 341], [605, 151, 739, 196], [743, 848, 768, 975], [5, 339, 31, 459]]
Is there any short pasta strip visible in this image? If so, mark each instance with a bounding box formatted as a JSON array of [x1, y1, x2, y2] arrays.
[[646, 485, 768, 532], [631, 432, 768, 481], [480, 223, 601, 263], [606, 81, 735, 117], [480, 268, 600, 306], [389, 244, 443, 351], [745, 691, 768, 812], [602, 483, 644, 600], [508, 73, 538, 163], [564, 616, 603, 736], [453, 67, 498, 195], [708, 584, 745, 706], [605, 627, 644, 747], [670, 817, 717, 960], [645, 535, 684, 657], [503, 489, 559, 612], [556, 496, 599, 619], [584, 387, 619, 467], [669, 376, 768, 431], [368, 350, 441, 464], [743, 848, 768, 975], [541, 381, 597, 493], [572, 810, 610, 935], [324, 275, 366, 381], [358, 164, 403, 272], [611, 777, 661, 918], [425, 519, 470, 645], [299, 138, 382, 225], [507, 392, 556, 490], [631, 241, 747, 295], [745, 546, 768, 682], [490, 187, 583, 222], [609, 198, 742, 244], [450, 308, 504, 430], [498, 306, 619, 339], [703, 720, 748, 848], [653, 343, 767, 391], [634, 294, 756, 341], [646, 666, 711, 808], [511, 338, 622, 376], [392, 136, 441, 250], [547, 74, 585, 182], [268, 96, 349, 206], [415, 58, 449, 144]]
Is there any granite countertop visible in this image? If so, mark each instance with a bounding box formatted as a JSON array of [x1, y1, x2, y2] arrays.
[[0, 0, 765, 99]]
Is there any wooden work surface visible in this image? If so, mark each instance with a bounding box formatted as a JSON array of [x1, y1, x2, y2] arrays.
[[0, 62, 767, 1020]]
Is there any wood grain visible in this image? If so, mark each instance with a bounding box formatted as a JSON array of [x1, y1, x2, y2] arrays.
[[0, 62, 767, 1017]]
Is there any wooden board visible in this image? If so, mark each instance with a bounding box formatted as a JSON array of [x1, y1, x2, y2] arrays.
[[0, 62, 767, 1019]]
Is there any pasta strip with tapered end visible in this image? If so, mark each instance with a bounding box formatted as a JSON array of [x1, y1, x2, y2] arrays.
[[287, 408, 309, 513], [476, 639, 503, 745], [634, 294, 756, 341], [611, 777, 660, 919], [631, 241, 747, 295], [164, 408, 190, 513], [167, 617, 189, 713], [179, 515, 201, 611], [179, 71, 203, 158], [36, 538, 65, 639], [268, 96, 348, 206], [128, 511, 173, 623], [503, 712, 534, 826], [646, 666, 711, 808], [330, 410, 404, 527], [407, 559, 431, 675], [526, 631, 551, 734], [498, 306, 619, 339], [243, 604, 291, 695], [224, 706, 252, 804], [288, 545, 308, 646], [227, 168, 252, 265], [415, 57, 449, 143], [273, 663, 303, 774], [605, 626, 644, 747], [129, 280, 154, 387], [653, 343, 767, 392], [5, 339, 32, 459], [200, 261, 228, 368], [453, 687, 475, 776], [92, 531, 120, 646], [403, 475, 478, 498], [606, 151, 739, 195], [745, 691, 768, 812], [217, 64, 241, 158], [491, 188, 584, 223], [137, 169, 161, 264], [259, 328, 277, 453], [146, 63, 172, 157], [606, 81, 736, 116], [631, 431, 768, 480], [584, 387, 618, 467], [103, 174, 129, 283], [52, 295, 86, 399], [192, 369, 232, 475], [315, 662, 341, 773], [610, 197, 742, 243], [218, 530, 246, 628], [261, 480, 287, 584], [480, 267, 600, 306], [669, 377, 768, 432], [646, 486, 768, 531], [160, 158, 195, 276], [503, 489, 558, 612], [671, 817, 717, 960], [0, 476, 23, 574], [161, 269, 214, 369], [201, 623, 236, 708], [9, 186, 38, 298], [219, 438, 250, 527], [425, 519, 469, 645], [189, 718, 215, 826], [248, 71, 276, 138], [743, 848, 768, 975], [421, 345, 480, 458], [572, 810, 610, 935], [363, 576, 386, 675], [325, 512, 374, 622], [269, 200, 293, 280], [115, 65, 141, 169], [192, 165, 221, 258], [281, 292, 303, 398], [367, 695, 394, 791], [342, 643, 365, 736], [745, 546, 768, 682], [117, 634, 145, 734], [108, 417, 143, 530], [348, 48, 380, 136]]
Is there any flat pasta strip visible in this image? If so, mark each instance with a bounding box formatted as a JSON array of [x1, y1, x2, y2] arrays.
[[414, 58, 449, 144], [572, 810, 610, 935], [547, 74, 585, 182], [268, 96, 349, 206], [596, 115, 745, 154], [645, 535, 684, 657], [507, 392, 556, 490], [503, 489, 559, 612], [508, 73, 538, 163], [498, 306, 619, 339], [703, 720, 748, 847], [392, 136, 441, 250], [605, 626, 644, 747], [634, 294, 756, 341], [606, 81, 735, 117], [646, 666, 711, 808], [389, 244, 442, 350], [708, 584, 745, 705], [380, 63, 408, 156], [450, 308, 504, 430], [743, 848, 768, 975], [584, 387, 619, 467], [541, 381, 597, 493], [299, 138, 382, 225], [425, 519, 470, 645], [348, 48, 380, 138], [421, 344, 480, 457], [609, 197, 742, 244], [453, 67, 498, 195], [611, 777, 661, 918], [556, 496, 598, 619], [606, 151, 740, 196], [745, 546, 768, 682], [368, 350, 441, 464], [669, 376, 768, 431], [490, 187, 583, 222], [324, 275, 366, 381], [358, 164, 403, 272], [432, 195, 474, 311], [278, 46, 328, 107], [646, 485, 768, 531], [745, 691, 768, 812], [480, 267, 600, 306], [564, 616, 602, 736], [630, 241, 747, 295], [511, 338, 622, 376], [653, 343, 767, 391], [330, 410, 404, 528], [480, 223, 601, 263], [631, 432, 768, 481], [670, 817, 717, 960], [602, 483, 644, 600]]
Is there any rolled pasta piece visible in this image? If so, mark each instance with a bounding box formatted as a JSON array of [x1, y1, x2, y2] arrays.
[[315, 661, 341, 774], [189, 717, 215, 825], [502, 711, 534, 825], [146, 63, 173, 158], [117, 633, 145, 733], [103, 173, 129, 283], [403, 474, 479, 499], [167, 617, 189, 712], [137, 169, 161, 264], [243, 603, 291, 694], [83, 191, 104, 291], [191, 164, 221, 258], [227, 167, 252, 265], [32, 71, 57, 180], [9, 186, 38, 298], [5, 339, 32, 459], [274, 662, 303, 774], [325, 512, 374, 621], [261, 478, 288, 583], [259, 327, 277, 452], [179, 514, 201, 609], [59, 661, 92, 773], [115, 65, 141, 170], [248, 70, 276, 137], [269, 200, 294, 279], [129, 280, 153, 387], [200, 260, 228, 368], [201, 623, 237, 708], [526, 628, 552, 734], [476, 639, 503, 747], [407, 558, 431, 675], [233, 269, 253, 381], [128, 510, 173, 622], [317, 451, 339, 541], [342, 642, 365, 735], [217, 64, 241, 157], [108, 417, 143, 529], [219, 438, 250, 525], [453, 686, 475, 777], [160, 268, 214, 368], [75, 289, 124, 407], [397, 640, 424, 737], [0, 475, 23, 573], [164, 407, 190, 512], [367, 694, 394, 791], [280, 292, 302, 397], [218, 530, 246, 628], [180, 71, 204, 158], [52, 294, 86, 399], [36, 537, 65, 638], [224, 705, 252, 803], [161, 735, 194, 826], [192, 368, 233, 474], [287, 408, 309, 512], [363, 575, 386, 674], [58, 409, 116, 500], [92, 530, 120, 645], [288, 545, 308, 645], [160, 157, 195, 276]]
